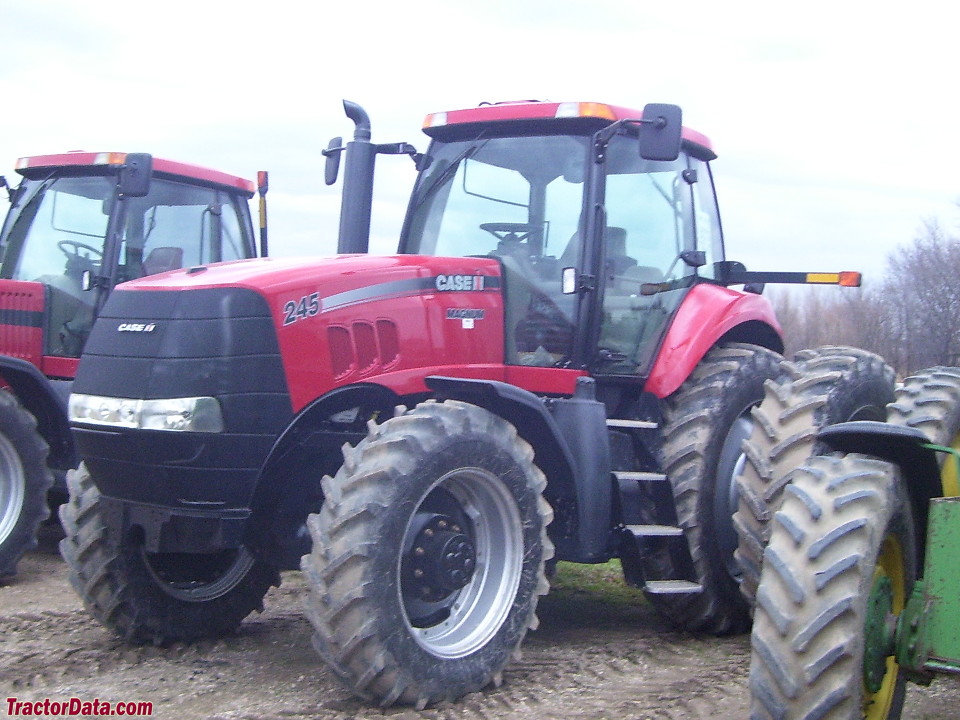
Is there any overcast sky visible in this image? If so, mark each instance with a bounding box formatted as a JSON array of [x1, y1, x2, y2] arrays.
[[2, 0, 957, 285]]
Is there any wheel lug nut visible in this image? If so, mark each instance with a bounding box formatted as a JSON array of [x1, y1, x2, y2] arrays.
[[424, 529, 434, 537], [414, 569, 424, 578], [452, 525, 461, 532], [414, 547, 425, 556], [438, 520, 448, 529]]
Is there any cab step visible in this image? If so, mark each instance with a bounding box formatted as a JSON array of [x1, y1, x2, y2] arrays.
[[643, 580, 703, 595], [606, 418, 658, 430], [614, 470, 668, 484], [625, 524, 683, 537]]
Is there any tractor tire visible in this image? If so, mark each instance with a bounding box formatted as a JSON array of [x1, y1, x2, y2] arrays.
[[749, 453, 916, 720], [59, 463, 279, 644], [0, 391, 54, 578], [734, 346, 895, 606], [302, 400, 553, 708], [887, 366, 960, 495], [647, 342, 781, 634]]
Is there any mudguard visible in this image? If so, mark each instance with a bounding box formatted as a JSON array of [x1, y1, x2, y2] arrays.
[[644, 283, 783, 398], [426, 375, 613, 562]]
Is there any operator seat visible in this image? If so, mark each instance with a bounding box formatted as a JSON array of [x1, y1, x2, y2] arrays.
[[142, 246, 184, 276]]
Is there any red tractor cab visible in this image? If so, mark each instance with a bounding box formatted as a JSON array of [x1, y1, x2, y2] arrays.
[[0, 151, 262, 576]]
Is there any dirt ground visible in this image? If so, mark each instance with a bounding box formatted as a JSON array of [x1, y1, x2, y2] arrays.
[[2, 523, 959, 720]]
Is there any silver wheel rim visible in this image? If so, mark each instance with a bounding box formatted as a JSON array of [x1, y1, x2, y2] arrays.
[[400, 467, 523, 659], [717, 413, 753, 582], [142, 546, 256, 602], [0, 433, 26, 545]]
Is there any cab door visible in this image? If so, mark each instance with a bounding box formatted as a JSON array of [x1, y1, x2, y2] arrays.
[[592, 137, 696, 377]]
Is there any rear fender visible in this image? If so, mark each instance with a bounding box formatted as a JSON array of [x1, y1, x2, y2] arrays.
[[818, 421, 942, 566], [644, 284, 784, 398]]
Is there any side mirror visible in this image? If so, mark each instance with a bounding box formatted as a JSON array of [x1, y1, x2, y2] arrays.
[[323, 137, 344, 186], [637, 103, 682, 162], [680, 249, 707, 268], [119, 153, 152, 197]]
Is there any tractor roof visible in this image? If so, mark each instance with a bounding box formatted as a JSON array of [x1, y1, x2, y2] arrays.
[[15, 151, 255, 195], [422, 101, 714, 159]]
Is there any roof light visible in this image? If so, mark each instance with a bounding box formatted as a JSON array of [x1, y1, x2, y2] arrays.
[[424, 112, 448, 129], [93, 152, 128, 166], [554, 102, 618, 121]]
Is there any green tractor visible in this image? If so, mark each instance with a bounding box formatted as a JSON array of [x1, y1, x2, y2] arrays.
[[746, 366, 960, 719]]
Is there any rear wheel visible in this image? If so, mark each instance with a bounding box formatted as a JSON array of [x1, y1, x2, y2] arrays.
[[749, 453, 915, 720], [887, 366, 960, 496], [59, 463, 279, 643], [0, 391, 54, 578], [302, 400, 553, 708], [646, 343, 781, 634], [733, 346, 895, 606]]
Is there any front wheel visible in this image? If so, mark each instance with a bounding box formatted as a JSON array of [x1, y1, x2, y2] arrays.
[[749, 454, 916, 720], [59, 463, 279, 644], [302, 400, 553, 708]]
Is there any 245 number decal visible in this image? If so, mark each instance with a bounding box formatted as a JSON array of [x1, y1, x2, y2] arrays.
[[282, 292, 320, 326]]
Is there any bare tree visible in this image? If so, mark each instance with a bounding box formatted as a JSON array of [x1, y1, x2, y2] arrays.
[[766, 219, 960, 375], [880, 220, 960, 371]]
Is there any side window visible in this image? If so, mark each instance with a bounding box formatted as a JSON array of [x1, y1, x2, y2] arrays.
[[602, 147, 689, 284], [122, 182, 246, 279], [690, 158, 724, 280]]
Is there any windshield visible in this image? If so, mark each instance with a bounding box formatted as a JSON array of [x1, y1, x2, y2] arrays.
[[0, 176, 112, 283], [402, 135, 589, 367], [403, 135, 589, 261]]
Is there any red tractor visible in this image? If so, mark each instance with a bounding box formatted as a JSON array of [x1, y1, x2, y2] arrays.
[[61, 101, 883, 707], [0, 152, 264, 577]]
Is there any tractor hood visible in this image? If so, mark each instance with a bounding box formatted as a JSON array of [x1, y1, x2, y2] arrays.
[[105, 253, 508, 411]]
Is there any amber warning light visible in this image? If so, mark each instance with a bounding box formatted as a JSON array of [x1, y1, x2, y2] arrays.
[[804, 272, 862, 287]]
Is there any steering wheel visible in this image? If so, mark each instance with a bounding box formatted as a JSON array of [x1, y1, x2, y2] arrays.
[[58, 240, 103, 260], [479, 223, 542, 244]]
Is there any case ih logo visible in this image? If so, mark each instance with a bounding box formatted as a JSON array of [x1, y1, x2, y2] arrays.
[[117, 323, 157, 333], [435, 274, 485, 292]]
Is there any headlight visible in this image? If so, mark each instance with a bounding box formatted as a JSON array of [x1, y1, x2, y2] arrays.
[[69, 394, 225, 433]]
